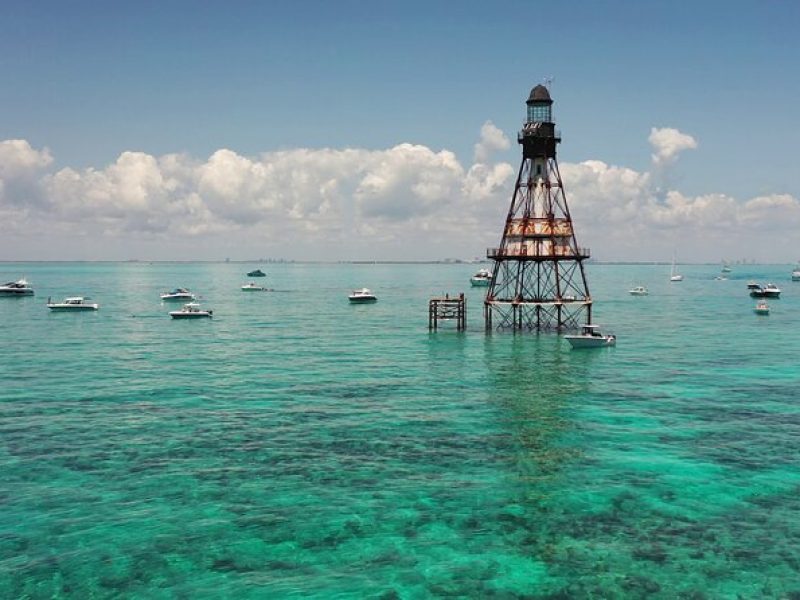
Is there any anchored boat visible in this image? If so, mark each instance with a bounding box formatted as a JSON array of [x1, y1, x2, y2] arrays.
[[469, 268, 493, 287], [47, 297, 99, 311], [160, 288, 195, 301], [564, 324, 616, 349], [0, 278, 34, 296], [169, 302, 213, 319], [750, 283, 781, 298], [754, 300, 770, 315], [348, 288, 377, 303]]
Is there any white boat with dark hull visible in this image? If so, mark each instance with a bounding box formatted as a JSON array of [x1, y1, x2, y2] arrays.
[[750, 283, 781, 298], [564, 324, 616, 349], [47, 297, 99, 311], [792, 268, 800, 282], [160, 288, 195, 301], [348, 288, 377, 303], [629, 286, 648, 296], [0, 279, 34, 296], [241, 282, 267, 292], [169, 303, 213, 319], [470, 268, 493, 287]]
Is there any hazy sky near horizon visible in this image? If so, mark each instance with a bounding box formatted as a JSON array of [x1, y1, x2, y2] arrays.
[[2, 0, 800, 262]]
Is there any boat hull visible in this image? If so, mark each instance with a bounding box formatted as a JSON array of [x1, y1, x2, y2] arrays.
[[565, 335, 616, 349], [47, 305, 98, 311], [170, 312, 212, 319], [470, 278, 491, 287], [349, 297, 377, 303]]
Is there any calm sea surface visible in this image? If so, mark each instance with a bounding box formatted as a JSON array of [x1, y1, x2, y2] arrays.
[[2, 262, 800, 598]]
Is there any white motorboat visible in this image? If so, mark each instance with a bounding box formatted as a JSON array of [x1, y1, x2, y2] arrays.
[[348, 288, 377, 303], [747, 281, 761, 290], [241, 282, 267, 291], [160, 288, 195, 301], [470, 268, 493, 287], [754, 300, 770, 315], [169, 302, 213, 319], [47, 296, 99, 311], [0, 278, 34, 296], [792, 268, 800, 281], [628, 286, 648, 296], [564, 324, 616, 349], [749, 284, 780, 298]]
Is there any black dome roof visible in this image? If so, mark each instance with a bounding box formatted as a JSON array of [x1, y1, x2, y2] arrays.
[[527, 84, 552, 104]]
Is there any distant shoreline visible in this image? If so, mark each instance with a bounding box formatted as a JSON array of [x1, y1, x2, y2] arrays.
[[0, 260, 791, 266]]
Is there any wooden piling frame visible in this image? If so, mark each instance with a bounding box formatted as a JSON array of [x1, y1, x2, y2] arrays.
[[429, 293, 466, 331]]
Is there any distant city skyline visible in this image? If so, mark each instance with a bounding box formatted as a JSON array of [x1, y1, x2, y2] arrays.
[[2, 1, 799, 262]]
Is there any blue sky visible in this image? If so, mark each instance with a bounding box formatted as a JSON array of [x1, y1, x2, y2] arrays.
[[1, 1, 799, 261]]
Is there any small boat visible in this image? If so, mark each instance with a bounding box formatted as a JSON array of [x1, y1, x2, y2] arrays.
[[721, 263, 732, 273], [754, 300, 770, 315], [565, 324, 616, 349], [348, 288, 377, 303], [792, 268, 800, 281], [670, 255, 683, 282], [747, 281, 761, 290], [628, 286, 648, 296], [160, 288, 195, 301], [469, 268, 493, 286], [241, 282, 266, 291], [247, 269, 266, 277], [169, 302, 213, 319], [749, 284, 780, 298], [47, 296, 99, 311], [714, 275, 728, 281], [0, 278, 34, 296]]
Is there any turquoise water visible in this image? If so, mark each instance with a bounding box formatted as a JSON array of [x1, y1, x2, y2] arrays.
[[2, 262, 800, 598]]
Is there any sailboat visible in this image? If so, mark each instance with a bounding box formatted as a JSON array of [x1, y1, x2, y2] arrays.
[[670, 255, 683, 282]]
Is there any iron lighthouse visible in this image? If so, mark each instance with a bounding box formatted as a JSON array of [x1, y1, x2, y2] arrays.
[[484, 85, 592, 331]]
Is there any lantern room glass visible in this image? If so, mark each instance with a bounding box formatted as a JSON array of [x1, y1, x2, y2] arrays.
[[527, 104, 552, 123]]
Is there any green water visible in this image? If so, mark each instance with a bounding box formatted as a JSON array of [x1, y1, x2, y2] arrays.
[[2, 262, 800, 598]]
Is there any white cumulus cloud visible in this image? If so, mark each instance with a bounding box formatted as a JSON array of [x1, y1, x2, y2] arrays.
[[648, 127, 697, 166], [1, 123, 799, 262], [473, 121, 511, 163]]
